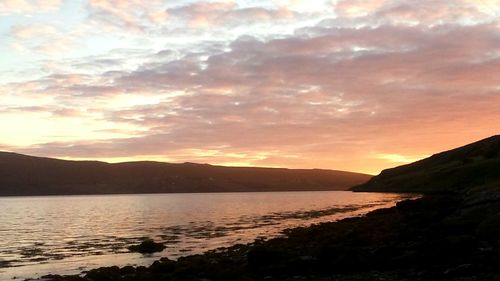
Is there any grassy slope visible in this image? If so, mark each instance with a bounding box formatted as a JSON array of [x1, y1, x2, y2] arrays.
[[352, 135, 500, 193]]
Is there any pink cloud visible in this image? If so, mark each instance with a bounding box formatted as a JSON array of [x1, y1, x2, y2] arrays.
[[2, 0, 500, 174], [167, 2, 296, 28], [334, 0, 497, 27], [8, 22, 85, 56], [86, 0, 168, 32]]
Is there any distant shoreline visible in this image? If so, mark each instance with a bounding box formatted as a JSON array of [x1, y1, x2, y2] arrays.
[[0, 189, 384, 198]]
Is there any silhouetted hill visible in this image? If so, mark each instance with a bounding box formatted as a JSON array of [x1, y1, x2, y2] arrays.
[[0, 152, 371, 196], [352, 135, 500, 193], [30, 136, 500, 280]]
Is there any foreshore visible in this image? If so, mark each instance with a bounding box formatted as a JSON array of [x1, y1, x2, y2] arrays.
[[30, 192, 500, 281]]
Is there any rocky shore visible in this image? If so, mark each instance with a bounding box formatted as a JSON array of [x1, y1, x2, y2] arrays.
[[22, 137, 500, 280], [33, 191, 500, 281]]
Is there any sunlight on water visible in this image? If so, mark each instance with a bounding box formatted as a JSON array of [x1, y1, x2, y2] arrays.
[[0, 191, 414, 279]]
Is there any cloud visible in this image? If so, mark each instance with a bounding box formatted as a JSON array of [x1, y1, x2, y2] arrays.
[[463, 0, 500, 16], [86, 0, 169, 32], [11, 25, 58, 39], [8, 23, 84, 56], [373, 0, 490, 26], [335, 0, 388, 18], [2, 0, 500, 173], [334, 0, 499, 26], [14, 25, 499, 171], [0, 0, 62, 14], [168, 2, 295, 28]]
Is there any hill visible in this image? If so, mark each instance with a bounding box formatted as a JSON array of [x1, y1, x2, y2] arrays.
[[352, 135, 500, 193], [0, 152, 371, 196], [33, 136, 500, 281]]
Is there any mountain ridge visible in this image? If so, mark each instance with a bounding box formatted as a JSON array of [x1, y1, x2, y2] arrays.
[[0, 151, 371, 196]]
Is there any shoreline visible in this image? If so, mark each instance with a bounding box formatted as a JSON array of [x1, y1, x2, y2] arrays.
[[0, 192, 409, 280], [0, 190, 387, 198], [26, 192, 500, 281]]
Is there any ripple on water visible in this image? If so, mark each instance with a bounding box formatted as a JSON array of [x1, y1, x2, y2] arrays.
[[0, 191, 416, 280]]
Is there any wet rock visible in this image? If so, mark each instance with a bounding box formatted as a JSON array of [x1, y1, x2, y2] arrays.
[[135, 266, 148, 272], [444, 235, 478, 255], [247, 246, 284, 269], [85, 266, 121, 281], [127, 239, 166, 254], [40, 274, 86, 281], [443, 264, 476, 277], [118, 265, 135, 275], [288, 256, 320, 275], [476, 215, 500, 241], [371, 246, 403, 268], [148, 257, 176, 273]]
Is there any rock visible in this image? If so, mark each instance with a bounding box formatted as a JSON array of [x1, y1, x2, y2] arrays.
[[443, 264, 476, 277], [128, 239, 166, 254], [477, 215, 500, 241], [247, 246, 284, 269], [135, 266, 148, 272], [118, 265, 135, 275], [288, 255, 320, 275], [40, 275, 86, 281], [85, 266, 121, 281], [148, 258, 176, 273]]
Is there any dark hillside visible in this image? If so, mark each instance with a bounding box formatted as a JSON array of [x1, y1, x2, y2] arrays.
[[352, 135, 500, 193], [0, 152, 371, 196], [20, 136, 500, 281]]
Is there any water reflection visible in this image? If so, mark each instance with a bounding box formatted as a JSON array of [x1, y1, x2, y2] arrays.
[[0, 191, 414, 279]]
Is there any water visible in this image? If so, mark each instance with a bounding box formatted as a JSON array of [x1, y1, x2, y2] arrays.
[[0, 191, 414, 280]]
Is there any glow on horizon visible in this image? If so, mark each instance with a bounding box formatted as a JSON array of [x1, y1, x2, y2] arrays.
[[0, 0, 499, 175], [43, 151, 430, 175]]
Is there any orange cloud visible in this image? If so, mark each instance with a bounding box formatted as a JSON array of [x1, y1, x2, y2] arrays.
[[2, 0, 499, 174], [335, 0, 388, 17], [0, 0, 62, 14], [11, 24, 58, 39]]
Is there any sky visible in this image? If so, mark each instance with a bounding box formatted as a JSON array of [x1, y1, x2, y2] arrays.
[[0, 0, 499, 174]]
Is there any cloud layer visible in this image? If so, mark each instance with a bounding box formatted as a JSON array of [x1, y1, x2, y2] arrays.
[[1, 0, 499, 174]]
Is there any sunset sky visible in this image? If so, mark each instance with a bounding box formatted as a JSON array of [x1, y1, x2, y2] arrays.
[[0, 0, 499, 174]]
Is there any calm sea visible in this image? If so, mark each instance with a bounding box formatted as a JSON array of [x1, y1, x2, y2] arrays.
[[0, 191, 413, 280]]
